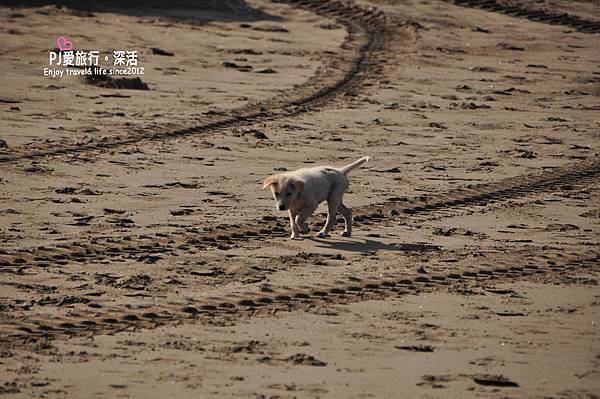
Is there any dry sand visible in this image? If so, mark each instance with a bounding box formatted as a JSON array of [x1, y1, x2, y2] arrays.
[[0, 0, 599, 397]]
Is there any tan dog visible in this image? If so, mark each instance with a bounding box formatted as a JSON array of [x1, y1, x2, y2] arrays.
[[263, 156, 371, 239]]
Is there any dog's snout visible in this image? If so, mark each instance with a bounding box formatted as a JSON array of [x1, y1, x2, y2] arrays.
[[278, 204, 286, 211]]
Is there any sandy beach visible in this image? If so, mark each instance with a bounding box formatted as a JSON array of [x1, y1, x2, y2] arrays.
[[0, 0, 599, 397]]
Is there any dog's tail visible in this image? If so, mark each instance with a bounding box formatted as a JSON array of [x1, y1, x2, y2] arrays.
[[339, 156, 371, 176]]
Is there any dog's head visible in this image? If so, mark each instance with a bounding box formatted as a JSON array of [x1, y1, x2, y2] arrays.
[[262, 174, 304, 211]]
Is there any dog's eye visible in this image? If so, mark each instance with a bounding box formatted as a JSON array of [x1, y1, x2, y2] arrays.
[[286, 192, 291, 196]]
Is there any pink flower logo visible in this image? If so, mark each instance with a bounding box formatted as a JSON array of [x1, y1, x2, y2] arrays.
[[56, 35, 73, 51]]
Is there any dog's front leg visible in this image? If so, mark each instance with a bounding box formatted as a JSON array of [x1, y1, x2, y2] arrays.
[[288, 210, 300, 239], [295, 206, 315, 234]]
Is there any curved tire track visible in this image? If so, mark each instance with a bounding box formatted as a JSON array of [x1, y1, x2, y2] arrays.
[[0, 157, 598, 268], [445, 0, 600, 33], [0, 0, 392, 163]]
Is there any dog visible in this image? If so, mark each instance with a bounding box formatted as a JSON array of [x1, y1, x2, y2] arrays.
[[263, 156, 371, 239]]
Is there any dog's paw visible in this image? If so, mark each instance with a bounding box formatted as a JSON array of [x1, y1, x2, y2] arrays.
[[290, 234, 300, 240], [317, 231, 330, 238], [340, 231, 351, 237]]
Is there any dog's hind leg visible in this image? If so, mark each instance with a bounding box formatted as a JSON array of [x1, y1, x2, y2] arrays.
[[337, 202, 352, 237], [318, 195, 342, 238]]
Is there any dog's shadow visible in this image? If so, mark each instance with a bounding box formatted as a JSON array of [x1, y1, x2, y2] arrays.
[[310, 237, 439, 254]]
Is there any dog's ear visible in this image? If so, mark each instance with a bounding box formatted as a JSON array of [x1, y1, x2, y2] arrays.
[[293, 179, 304, 192], [262, 175, 279, 190]]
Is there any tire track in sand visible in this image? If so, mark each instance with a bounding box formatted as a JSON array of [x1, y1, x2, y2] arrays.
[[0, 157, 597, 268], [0, 247, 597, 345], [0, 0, 394, 163], [444, 0, 600, 33]]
